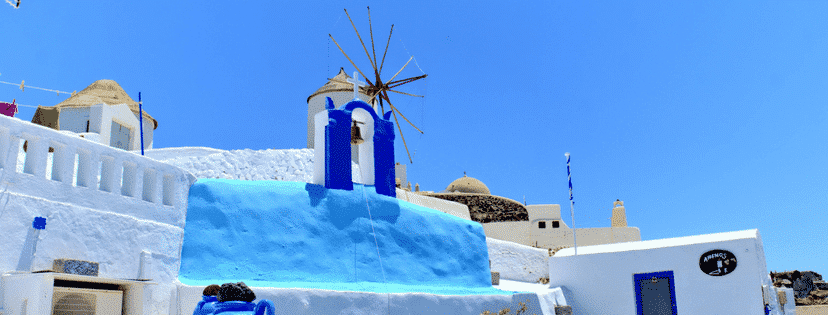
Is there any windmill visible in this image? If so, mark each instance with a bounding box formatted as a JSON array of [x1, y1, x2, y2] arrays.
[[328, 7, 427, 164]]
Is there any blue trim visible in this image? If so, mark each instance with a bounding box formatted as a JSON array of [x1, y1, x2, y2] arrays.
[[32, 216, 46, 230], [322, 99, 396, 197], [373, 118, 395, 197], [139, 92, 144, 155], [324, 110, 353, 191], [340, 100, 380, 122], [634, 270, 678, 315]]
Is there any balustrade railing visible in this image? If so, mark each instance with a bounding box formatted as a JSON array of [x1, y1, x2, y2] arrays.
[[0, 114, 195, 226]]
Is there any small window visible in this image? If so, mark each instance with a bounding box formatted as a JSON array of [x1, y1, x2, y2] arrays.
[[538, 221, 546, 229], [552, 221, 560, 228]]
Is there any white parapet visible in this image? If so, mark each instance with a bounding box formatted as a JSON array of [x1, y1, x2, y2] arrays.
[[0, 114, 196, 228], [396, 189, 472, 221]]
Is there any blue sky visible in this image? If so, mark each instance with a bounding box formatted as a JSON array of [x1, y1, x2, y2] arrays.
[[2, 1, 826, 274]]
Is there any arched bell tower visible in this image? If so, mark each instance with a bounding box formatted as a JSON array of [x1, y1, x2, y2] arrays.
[[312, 96, 397, 197]]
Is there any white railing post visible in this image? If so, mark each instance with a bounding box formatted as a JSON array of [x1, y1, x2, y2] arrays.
[[99, 155, 121, 193], [110, 157, 123, 194], [133, 165, 145, 200], [0, 127, 11, 170], [162, 174, 175, 206], [76, 149, 100, 188], [142, 168, 157, 203], [23, 135, 49, 178], [120, 161, 137, 197], [51, 144, 75, 184], [5, 135, 21, 174], [48, 140, 63, 182]]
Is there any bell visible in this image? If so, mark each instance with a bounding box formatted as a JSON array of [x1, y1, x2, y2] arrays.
[[350, 121, 364, 145]]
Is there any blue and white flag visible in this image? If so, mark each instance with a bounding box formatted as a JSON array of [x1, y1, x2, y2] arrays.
[[566, 152, 573, 204], [565, 152, 578, 255]]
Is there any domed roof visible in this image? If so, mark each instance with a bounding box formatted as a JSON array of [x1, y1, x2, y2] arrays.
[[54, 79, 158, 129], [445, 173, 491, 195], [307, 68, 374, 104]]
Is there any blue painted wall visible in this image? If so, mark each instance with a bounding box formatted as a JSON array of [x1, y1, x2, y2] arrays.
[[179, 179, 506, 295]]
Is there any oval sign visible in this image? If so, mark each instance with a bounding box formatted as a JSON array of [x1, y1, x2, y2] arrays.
[[699, 249, 737, 276]]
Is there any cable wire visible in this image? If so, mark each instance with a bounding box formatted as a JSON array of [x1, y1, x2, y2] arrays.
[[0, 80, 73, 96], [355, 165, 391, 315]]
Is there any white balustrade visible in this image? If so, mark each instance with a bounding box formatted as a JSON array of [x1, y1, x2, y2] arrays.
[[0, 114, 196, 227]]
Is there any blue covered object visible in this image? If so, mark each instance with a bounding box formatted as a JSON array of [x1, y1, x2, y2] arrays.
[[179, 179, 507, 295], [196, 300, 275, 315], [192, 295, 217, 315]]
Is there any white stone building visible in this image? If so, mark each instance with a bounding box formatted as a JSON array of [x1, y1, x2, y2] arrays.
[[31, 80, 157, 151]]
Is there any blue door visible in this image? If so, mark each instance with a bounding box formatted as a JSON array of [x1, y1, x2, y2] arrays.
[[634, 270, 678, 315]]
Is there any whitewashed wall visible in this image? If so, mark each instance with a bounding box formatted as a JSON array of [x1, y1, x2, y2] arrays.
[[134, 110, 154, 150], [57, 107, 92, 133], [486, 238, 549, 283], [0, 193, 180, 314], [0, 114, 195, 314], [352, 108, 375, 185], [307, 91, 376, 149], [396, 189, 471, 220], [531, 227, 641, 249], [482, 222, 531, 246], [549, 229, 780, 315], [89, 104, 141, 151]]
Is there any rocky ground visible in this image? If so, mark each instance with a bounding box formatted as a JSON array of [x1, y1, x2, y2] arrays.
[[422, 193, 529, 223], [771, 270, 828, 306]]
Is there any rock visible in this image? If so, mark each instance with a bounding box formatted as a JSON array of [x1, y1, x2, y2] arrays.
[[217, 282, 257, 303], [812, 290, 828, 299], [794, 278, 816, 299], [423, 193, 529, 223]]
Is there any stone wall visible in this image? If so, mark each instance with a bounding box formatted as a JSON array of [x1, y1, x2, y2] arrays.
[[771, 270, 828, 306], [423, 193, 529, 223]]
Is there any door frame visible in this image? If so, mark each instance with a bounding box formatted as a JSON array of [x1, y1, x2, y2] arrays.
[[634, 270, 678, 315]]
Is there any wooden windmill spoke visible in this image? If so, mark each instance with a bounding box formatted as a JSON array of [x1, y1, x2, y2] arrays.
[[388, 89, 424, 98], [385, 56, 413, 86], [387, 74, 428, 89], [389, 102, 413, 164], [367, 6, 381, 83], [383, 92, 423, 134], [329, 34, 376, 89], [344, 9, 377, 71], [333, 8, 427, 164], [379, 24, 394, 76]]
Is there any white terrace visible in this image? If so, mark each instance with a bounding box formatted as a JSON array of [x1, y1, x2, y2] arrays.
[[0, 114, 195, 228]]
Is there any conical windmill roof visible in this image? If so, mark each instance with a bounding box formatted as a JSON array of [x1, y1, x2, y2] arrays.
[[307, 68, 374, 104], [53, 79, 157, 129]]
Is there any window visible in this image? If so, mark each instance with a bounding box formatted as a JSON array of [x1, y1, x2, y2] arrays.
[[538, 221, 546, 229], [552, 221, 560, 228]]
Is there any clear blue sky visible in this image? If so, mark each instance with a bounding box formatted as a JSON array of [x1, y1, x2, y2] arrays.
[[2, 1, 826, 274]]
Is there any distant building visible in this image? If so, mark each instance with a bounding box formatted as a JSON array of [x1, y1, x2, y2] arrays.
[[416, 173, 641, 250], [30, 79, 157, 151]]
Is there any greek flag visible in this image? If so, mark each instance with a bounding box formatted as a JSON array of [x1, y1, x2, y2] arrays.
[[566, 153, 573, 204], [565, 152, 578, 255]]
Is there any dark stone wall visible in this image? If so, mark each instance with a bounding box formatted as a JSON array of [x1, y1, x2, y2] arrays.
[[771, 270, 828, 306], [423, 193, 529, 223]]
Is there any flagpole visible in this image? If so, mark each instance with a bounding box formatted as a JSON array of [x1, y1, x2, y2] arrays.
[[566, 152, 577, 256], [139, 92, 144, 155]]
